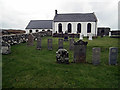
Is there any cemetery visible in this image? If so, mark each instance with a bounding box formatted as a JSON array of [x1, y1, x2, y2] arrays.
[[2, 32, 120, 88]]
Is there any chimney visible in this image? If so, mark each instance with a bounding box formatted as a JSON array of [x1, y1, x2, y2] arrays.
[[55, 10, 57, 15]]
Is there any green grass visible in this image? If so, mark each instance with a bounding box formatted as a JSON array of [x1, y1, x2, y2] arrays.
[[2, 36, 120, 88]]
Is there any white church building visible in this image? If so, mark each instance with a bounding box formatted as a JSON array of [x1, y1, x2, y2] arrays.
[[26, 10, 98, 36]]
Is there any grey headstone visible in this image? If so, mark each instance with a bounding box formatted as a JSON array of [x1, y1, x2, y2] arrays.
[[27, 34, 34, 46], [48, 39, 52, 50], [73, 40, 88, 63], [109, 47, 118, 65], [56, 49, 69, 64], [36, 36, 42, 50], [92, 48, 100, 65], [58, 39, 63, 49], [69, 39, 74, 50]]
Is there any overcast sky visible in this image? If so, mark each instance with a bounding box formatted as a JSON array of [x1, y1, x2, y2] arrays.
[[0, 0, 119, 30]]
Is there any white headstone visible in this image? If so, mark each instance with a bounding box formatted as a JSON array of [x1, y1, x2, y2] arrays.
[[109, 32, 111, 37], [88, 33, 93, 40], [79, 33, 83, 40]]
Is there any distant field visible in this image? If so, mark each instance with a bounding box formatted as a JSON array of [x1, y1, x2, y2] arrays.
[[2, 36, 120, 88]]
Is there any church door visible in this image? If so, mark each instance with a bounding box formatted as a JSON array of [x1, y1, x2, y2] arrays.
[[58, 23, 62, 33], [68, 23, 72, 33]]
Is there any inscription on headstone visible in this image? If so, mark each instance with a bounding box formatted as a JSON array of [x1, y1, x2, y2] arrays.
[[92, 48, 100, 65], [73, 40, 88, 63], [58, 39, 63, 49], [48, 39, 52, 50], [109, 47, 118, 65], [69, 39, 74, 50]]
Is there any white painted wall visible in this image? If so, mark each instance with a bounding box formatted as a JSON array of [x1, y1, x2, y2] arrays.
[[26, 21, 97, 36], [26, 29, 52, 34], [53, 22, 97, 36]]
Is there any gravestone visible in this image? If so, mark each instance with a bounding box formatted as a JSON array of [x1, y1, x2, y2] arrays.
[[109, 32, 111, 37], [101, 33, 104, 37], [36, 36, 42, 50], [69, 39, 74, 50], [27, 34, 34, 46], [109, 47, 118, 65], [64, 33, 68, 41], [88, 33, 93, 40], [79, 33, 83, 40], [48, 39, 52, 50], [2, 41, 11, 55], [58, 39, 63, 49], [73, 40, 88, 63], [92, 48, 101, 65], [56, 49, 69, 64]]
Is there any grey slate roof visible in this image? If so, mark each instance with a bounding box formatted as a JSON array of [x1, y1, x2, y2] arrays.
[[53, 13, 97, 22], [26, 20, 53, 29]]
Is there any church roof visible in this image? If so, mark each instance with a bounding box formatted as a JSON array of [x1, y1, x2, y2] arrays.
[[26, 20, 53, 29], [53, 13, 97, 22]]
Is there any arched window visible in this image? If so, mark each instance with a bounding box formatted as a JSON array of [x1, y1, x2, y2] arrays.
[[42, 29, 45, 31], [68, 23, 72, 33], [58, 23, 62, 33], [36, 30, 38, 32], [87, 23, 91, 33], [77, 23, 81, 33], [29, 30, 32, 33], [47, 29, 50, 31]]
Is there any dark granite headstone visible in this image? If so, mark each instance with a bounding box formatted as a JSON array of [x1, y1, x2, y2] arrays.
[[69, 39, 74, 50], [36, 36, 42, 50], [56, 49, 69, 64], [58, 39, 63, 49], [73, 40, 88, 63], [109, 47, 118, 65], [64, 33, 68, 41], [27, 34, 34, 46], [48, 39, 52, 50], [92, 48, 100, 65], [100, 33, 104, 38]]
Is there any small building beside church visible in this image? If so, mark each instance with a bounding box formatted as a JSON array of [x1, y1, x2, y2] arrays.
[[26, 10, 98, 36], [97, 27, 110, 36], [26, 20, 53, 33]]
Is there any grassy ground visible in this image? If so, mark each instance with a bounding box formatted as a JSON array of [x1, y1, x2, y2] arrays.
[[2, 36, 120, 88]]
